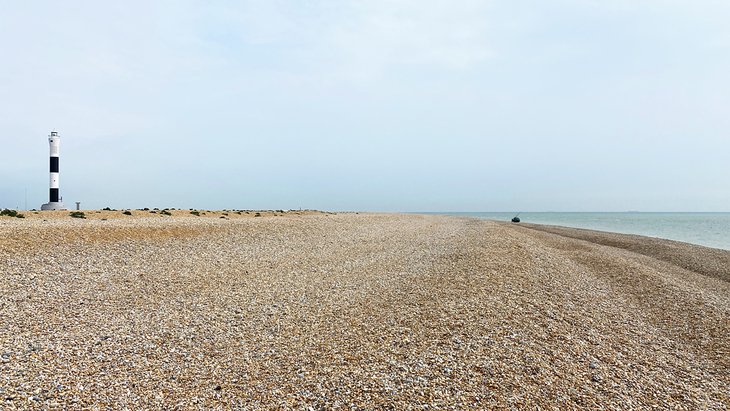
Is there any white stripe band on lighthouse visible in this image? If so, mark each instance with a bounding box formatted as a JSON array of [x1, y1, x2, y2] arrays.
[[41, 130, 65, 210]]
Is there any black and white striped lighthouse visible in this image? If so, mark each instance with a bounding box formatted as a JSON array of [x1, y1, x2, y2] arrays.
[[41, 131, 65, 210]]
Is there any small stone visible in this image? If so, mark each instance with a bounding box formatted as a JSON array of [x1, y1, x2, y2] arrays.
[[591, 374, 602, 383], [589, 361, 598, 369], [213, 385, 222, 391]]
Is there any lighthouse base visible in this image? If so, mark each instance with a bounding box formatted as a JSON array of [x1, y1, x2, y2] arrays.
[[41, 202, 66, 211]]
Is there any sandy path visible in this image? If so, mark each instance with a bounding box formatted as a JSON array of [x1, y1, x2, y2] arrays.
[[0, 214, 727, 409]]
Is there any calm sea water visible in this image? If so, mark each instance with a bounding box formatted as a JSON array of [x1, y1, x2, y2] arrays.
[[432, 212, 730, 250]]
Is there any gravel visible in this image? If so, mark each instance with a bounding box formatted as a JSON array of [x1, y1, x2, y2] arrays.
[[1, 212, 728, 409]]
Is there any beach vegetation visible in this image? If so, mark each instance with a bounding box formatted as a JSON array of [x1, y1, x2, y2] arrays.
[[69, 211, 86, 219], [1, 209, 25, 218], [1, 209, 19, 217]]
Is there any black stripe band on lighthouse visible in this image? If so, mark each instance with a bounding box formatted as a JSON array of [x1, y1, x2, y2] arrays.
[[41, 131, 65, 210]]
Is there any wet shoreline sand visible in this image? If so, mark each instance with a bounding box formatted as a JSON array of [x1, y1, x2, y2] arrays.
[[1, 212, 728, 409]]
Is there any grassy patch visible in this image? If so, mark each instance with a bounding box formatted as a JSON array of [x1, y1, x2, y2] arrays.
[[1, 209, 19, 218]]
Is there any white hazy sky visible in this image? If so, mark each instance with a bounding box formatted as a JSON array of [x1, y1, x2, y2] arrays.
[[1, 1, 728, 211]]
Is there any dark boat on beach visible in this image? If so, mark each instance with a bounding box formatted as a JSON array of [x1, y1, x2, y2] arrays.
[[511, 214, 521, 223]]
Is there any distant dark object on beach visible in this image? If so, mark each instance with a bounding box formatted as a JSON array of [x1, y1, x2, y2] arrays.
[[512, 216, 521, 223]]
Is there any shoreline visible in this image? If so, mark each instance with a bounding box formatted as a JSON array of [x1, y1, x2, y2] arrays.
[[514, 221, 730, 282], [426, 211, 730, 251], [1, 213, 728, 408]]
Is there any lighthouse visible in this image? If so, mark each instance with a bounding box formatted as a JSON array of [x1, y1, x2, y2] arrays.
[[41, 131, 65, 210]]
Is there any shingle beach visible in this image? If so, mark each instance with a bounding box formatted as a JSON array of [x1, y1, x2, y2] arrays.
[[1, 211, 728, 409]]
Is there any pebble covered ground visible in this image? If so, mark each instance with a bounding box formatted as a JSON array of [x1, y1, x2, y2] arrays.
[[1, 212, 728, 409]]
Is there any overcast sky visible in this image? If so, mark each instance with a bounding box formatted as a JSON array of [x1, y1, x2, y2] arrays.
[[1, 1, 728, 211]]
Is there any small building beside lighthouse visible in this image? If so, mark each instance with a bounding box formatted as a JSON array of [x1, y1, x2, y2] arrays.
[[41, 131, 66, 210]]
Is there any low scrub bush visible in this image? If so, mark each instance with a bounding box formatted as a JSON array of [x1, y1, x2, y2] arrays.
[[1, 209, 18, 217]]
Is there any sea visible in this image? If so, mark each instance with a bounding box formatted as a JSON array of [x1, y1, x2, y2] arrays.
[[431, 212, 730, 250]]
